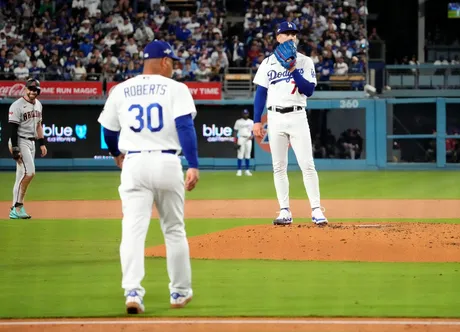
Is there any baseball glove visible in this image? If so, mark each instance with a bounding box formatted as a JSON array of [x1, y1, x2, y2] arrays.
[[274, 40, 297, 70], [233, 143, 240, 150]]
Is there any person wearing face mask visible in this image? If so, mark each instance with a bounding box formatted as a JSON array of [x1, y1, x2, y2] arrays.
[[252, 21, 328, 227]]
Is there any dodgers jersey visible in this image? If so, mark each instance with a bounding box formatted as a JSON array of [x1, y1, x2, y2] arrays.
[[234, 118, 254, 138], [98, 74, 197, 153], [8, 97, 43, 138], [253, 52, 317, 108]]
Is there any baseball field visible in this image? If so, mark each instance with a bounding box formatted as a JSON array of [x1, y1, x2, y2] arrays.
[[0, 170, 459, 332]]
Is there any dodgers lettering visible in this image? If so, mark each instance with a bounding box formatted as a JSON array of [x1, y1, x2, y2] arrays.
[[124, 84, 167, 98], [267, 68, 304, 83]]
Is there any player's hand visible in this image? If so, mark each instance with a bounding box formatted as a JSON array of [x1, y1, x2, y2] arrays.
[[253, 123, 264, 138], [185, 168, 199, 191], [40, 145, 47, 157], [11, 147, 22, 164], [114, 154, 125, 169]]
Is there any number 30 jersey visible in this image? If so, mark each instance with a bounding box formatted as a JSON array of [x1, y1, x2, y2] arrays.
[[252, 52, 317, 108], [98, 74, 197, 154]]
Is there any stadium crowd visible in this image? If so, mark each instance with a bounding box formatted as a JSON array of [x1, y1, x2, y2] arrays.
[[0, 0, 368, 87], [242, 0, 368, 89]]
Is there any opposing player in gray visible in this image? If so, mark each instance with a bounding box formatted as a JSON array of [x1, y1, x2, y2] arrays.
[[8, 78, 47, 219]]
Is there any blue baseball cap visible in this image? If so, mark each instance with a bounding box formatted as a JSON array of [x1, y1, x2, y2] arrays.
[[143, 40, 180, 61], [276, 21, 299, 35]]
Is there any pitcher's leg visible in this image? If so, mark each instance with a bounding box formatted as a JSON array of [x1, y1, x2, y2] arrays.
[[118, 186, 153, 298], [268, 127, 290, 209], [154, 187, 192, 297], [289, 118, 321, 209]]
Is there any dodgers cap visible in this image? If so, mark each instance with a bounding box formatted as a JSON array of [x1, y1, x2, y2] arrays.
[[143, 40, 180, 61], [276, 21, 299, 34]]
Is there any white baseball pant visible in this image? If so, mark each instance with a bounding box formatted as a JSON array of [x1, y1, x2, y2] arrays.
[[118, 151, 192, 298], [267, 110, 321, 210], [237, 137, 252, 159]]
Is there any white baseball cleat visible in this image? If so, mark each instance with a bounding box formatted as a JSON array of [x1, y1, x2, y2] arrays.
[[245, 170, 252, 176], [170, 290, 193, 308], [312, 207, 328, 226], [273, 208, 293, 225], [236, 170, 242, 176], [125, 290, 145, 314]]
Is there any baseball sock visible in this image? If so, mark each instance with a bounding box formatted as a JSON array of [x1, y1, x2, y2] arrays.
[[245, 159, 250, 170], [237, 159, 242, 170]]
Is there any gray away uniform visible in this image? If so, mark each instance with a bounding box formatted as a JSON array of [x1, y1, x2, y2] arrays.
[[8, 97, 43, 206]]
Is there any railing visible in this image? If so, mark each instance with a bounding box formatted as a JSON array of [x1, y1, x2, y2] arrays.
[[425, 45, 460, 63], [223, 67, 254, 97], [385, 65, 460, 89]]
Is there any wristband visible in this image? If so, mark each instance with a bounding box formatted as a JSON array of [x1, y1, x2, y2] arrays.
[[38, 138, 45, 146]]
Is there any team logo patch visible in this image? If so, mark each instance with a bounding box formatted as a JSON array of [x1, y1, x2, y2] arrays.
[[75, 124, 87, 139]]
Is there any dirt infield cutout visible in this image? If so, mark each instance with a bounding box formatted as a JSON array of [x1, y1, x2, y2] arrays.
[[1, 198, 460, 330], [146, 222, 460, 262]]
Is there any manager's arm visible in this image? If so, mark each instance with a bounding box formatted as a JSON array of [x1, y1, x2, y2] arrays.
[[175, 114, 199, 191]]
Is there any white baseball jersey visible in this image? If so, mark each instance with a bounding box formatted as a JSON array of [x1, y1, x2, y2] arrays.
[[234, 118, 254, 137], [253, 52, 317, 108], [8, 97, 43, 138], [98, 74, 197, 153]]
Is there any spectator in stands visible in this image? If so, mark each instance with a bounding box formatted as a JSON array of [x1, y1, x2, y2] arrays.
[[46, 58, 64, 81], [28, 58, 43, 79], [369, 27, 381, 41], [194, 62, 212, 82], [2, 62, 15, 80], [227, 35, 245, 67], [334, 56, 348, 75], [182, 58, 197, 81], [325, 129, 337, 158], [14, 61, 29, 80], [313, 134, 327, 159]]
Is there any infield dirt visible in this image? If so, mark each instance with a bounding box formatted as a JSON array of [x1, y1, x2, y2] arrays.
[[1, 198, 460, 331]]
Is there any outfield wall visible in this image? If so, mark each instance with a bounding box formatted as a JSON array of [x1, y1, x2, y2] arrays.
[[0, 97, 459, 171]]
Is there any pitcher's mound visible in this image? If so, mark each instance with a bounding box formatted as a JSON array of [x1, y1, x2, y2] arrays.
[[145, 223, 460, 263]]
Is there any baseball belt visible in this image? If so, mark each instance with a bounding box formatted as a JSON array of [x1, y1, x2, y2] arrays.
[[268, 106, 305, 113], [18, 135, 36, 141]]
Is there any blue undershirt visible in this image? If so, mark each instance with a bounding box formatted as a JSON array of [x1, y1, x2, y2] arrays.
[[254, 85, 267, 123], [102, 113, 199, 169], [174, 114, 199, 168], [291, 69, 315, 97]]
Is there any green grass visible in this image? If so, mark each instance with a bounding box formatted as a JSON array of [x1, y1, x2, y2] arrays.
[[0, 219, 460, 318], [1, 171, 460, 201]]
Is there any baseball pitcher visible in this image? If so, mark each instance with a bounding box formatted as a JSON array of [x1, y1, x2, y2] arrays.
[[8, 78, 47, 219], [233, 109, 254, 176], [98, 40, 199, 314], [252, 21, 328, 226]]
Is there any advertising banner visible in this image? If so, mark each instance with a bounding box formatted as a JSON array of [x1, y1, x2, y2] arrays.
[[106, 81, 222, 100], [193, 106, 253, 158], [0, 105, 251, 159], [0, 81, 103, 99]]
